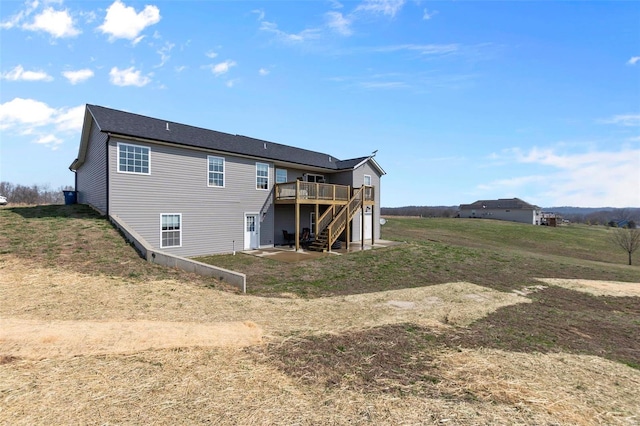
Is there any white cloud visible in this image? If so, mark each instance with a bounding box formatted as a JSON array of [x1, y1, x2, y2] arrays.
[[98, 0, 160, 42], [0, 98, 56, 129], [23, 7, 81, 38], [155, 42, 175, 67], [109, 66, 151, 86], [423, 8, 437, 20], [603, 114, 640, 127], [326, 11, 352, 36], [54, 105, 85, 132], [360, 81, 408, 89], [373, 44, 459, 55], [1, 65, 53, 82], [0, 0, 39, 30], [205, 51, 218, 59], [209, 60, 236, 76], [226, 79, 239, 88], [62, 69, 94, 84], [355, 0, 405, 17], [259, 20, 321, 43], [627, 56, 640, 65], [484, 146, 640, 207], [251, 9, 265, 21], [259, 68, 269, 76], [35, 134, 63, 150], [0, 98, 85, 150]]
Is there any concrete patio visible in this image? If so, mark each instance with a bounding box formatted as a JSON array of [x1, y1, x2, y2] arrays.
[[242, 239, 400, 262]]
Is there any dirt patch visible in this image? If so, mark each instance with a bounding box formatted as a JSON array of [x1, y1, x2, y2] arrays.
[[0, 319, 262, 359], [255, 323, 441, 395], [441, 286, 640, 368], [537, 278, 640, 297], [252, 324, 640, 425]]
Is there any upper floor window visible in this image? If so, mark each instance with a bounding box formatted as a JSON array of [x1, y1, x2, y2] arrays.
[[118, 143, 149, 174], [364, 174, 372, 186], [208, 156, 225, 187], [256, 163, 269, 190], [275, 168, 287, 184]]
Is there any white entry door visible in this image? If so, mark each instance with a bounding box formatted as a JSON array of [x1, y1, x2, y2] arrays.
[[362, 207, 372, 240], [244, 214, 260, 249]]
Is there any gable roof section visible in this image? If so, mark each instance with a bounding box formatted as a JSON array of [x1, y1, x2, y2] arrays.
[[71, 104, 383, 173], [460, 198, 540, 210]]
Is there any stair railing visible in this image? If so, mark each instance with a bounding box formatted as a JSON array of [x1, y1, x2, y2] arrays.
[[326, 186, 364, 250]]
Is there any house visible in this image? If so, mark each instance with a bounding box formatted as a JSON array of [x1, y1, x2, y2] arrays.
[[69, 105, 386, 257], [458, 198, 542, 225]]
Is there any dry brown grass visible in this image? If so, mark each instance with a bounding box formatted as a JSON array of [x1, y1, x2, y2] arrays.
[[2, 254, 640, 425], [3, 346, 638, 425], [537, 278, 640, 297]]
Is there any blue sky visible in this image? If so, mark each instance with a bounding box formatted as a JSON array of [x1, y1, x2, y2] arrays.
[[1, 0, 638, 208]]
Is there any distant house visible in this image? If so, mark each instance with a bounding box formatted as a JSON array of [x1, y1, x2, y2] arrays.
[[69, 105, 386, 256], [458, 198, 542, 225]]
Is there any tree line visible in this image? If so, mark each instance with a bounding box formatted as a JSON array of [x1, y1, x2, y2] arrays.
[[382, 205, 640, 227], [0, 182, 74, 205]]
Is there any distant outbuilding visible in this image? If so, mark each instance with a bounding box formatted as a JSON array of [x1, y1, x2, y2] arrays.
[[458, 198, 542, 225]]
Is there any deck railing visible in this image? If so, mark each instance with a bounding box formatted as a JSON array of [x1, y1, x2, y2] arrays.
[[275, 181, 351, 203]]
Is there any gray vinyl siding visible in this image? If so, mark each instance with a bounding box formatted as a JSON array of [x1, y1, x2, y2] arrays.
[[459, 208, 538, 224], [108, 138, 275, 257], [76, 120, 108, 214], [351, 161, 382, 241]]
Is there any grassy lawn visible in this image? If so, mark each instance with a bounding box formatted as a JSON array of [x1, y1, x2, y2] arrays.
[[1, 205, 639, 424], [198, 217, 640, 297], [0, 204, 223, 289]]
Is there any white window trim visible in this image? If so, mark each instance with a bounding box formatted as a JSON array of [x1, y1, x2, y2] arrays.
[[117, 142, 150, 175], [207, 155, 225, 188], [275, 168, 287, 184], [364, 174, 372, 186], [256, 162, 270, 191], [160, 213, 182, 248]]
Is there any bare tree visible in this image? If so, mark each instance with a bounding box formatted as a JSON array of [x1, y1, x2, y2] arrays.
[[610, 227, 640, 265]]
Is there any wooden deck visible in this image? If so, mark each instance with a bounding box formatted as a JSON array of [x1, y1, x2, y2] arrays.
[[274, 181, 375, 205]]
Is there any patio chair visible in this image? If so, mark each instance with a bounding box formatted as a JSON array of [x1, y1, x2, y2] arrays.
[[301, 227, 312, 248], [282, 230, 294, 247]]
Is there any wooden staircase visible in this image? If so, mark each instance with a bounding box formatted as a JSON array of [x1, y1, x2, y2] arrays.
[[308, 186, 365, 252]]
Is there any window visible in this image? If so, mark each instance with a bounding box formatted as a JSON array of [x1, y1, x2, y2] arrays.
[[310, 212, 316, 233], [118, 143, 149, 174], [364, 174, 372, 186], [161, 214, 181, 248], [275, 168, 287, 184], [305, 173, 325, 183], [256, 163, 269, 190], [208, 156, 225, 187]]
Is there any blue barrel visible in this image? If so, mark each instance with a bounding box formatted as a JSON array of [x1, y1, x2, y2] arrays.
[[63, 190, 77, 205]]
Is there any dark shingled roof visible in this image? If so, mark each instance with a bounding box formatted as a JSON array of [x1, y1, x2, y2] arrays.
[[87, 104, 366, 171], [459, 198, 540, 210]]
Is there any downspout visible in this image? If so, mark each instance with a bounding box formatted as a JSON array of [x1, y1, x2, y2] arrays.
[[68, 162, 77, 192], [105, 134, 111, 216]]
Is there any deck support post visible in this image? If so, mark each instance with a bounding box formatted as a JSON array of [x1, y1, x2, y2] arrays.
[[361, 201, 365, 250], [295, 201, 300, 251]]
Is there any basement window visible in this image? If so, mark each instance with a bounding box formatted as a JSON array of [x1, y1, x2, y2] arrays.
[[161, 213, 182, 248]]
